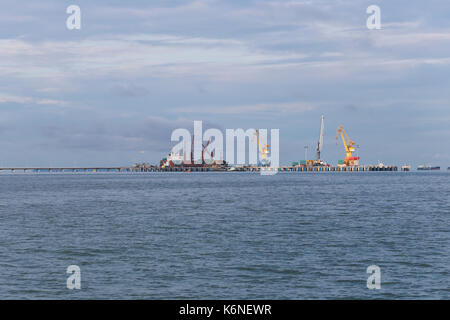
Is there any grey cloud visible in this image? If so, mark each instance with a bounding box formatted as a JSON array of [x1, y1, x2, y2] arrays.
[[37, 116, 223, 154], [110, 83, 150, 97]]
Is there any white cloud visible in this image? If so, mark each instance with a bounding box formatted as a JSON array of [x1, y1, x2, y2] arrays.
[[0, 93, 67, 106], [370, 31, 450, 47], [0, 34, 310, 80]]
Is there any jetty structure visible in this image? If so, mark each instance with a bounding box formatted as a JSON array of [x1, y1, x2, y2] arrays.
[[0, 164, 398, 173], [0, 117, 402, 173]]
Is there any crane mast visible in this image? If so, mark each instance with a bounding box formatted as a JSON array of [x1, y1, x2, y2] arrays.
[[316, 115, 324, 161], [303, 115, 327, 167]]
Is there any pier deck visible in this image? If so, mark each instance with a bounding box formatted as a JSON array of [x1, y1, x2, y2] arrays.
[[0, 165, 398, 173]]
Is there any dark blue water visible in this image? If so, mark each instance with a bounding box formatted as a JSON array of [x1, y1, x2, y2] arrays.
[[0, 172, 449, 299]]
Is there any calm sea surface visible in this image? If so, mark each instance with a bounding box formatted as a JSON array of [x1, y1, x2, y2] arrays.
[[0, 172, 449, 299]]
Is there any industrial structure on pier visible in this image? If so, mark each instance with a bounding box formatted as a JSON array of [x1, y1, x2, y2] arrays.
[[0, 115, 411, 173]]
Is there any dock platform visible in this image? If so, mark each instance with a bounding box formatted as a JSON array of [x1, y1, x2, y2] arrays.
[[0, 165, 398, 173]]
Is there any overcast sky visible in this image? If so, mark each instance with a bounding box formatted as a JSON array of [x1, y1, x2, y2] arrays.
[[1, 0, 449, 167]]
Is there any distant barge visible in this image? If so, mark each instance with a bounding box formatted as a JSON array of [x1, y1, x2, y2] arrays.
[[417, 165, 440, 171]]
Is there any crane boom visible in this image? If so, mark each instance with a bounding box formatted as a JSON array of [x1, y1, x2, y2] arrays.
[[202, 137, 212, 164], [316, 115, 324, 161], [336, 126, 359, 166], [254, 130, 270, 165]]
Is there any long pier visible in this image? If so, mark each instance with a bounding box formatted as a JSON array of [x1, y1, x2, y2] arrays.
[[0, 167, 133, 173], [0, 165, 398, 173]]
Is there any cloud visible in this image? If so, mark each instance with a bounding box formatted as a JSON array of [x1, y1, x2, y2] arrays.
[[0, 0, 450, 166], [173, 102, 315, 114], [370, 31, 450, 47], [0, 93, 67, 106], [110, 83, 150, 97], [37, 116, 222, 154], [0, 34, 311, 81]]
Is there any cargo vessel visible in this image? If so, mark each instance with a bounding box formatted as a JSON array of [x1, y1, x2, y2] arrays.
[[417, 165, 440, 171], [160, 136, 229, 170], [161, 151, 184, 167]]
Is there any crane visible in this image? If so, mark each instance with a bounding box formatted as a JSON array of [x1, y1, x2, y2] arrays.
[[303, 115, 327, 167], [336, 125, 360, 166], [254, 129, 270, 166], [316, 115, 324, 161], [202, 137, 213, 164], [185, 136, 214, 166]]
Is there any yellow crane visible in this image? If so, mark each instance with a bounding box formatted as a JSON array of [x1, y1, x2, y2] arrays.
[[336, 126, 360, 166], [254, 129, 270, 166]]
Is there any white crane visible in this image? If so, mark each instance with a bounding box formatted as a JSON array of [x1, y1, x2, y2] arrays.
[[316, 115, 324, 161]]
